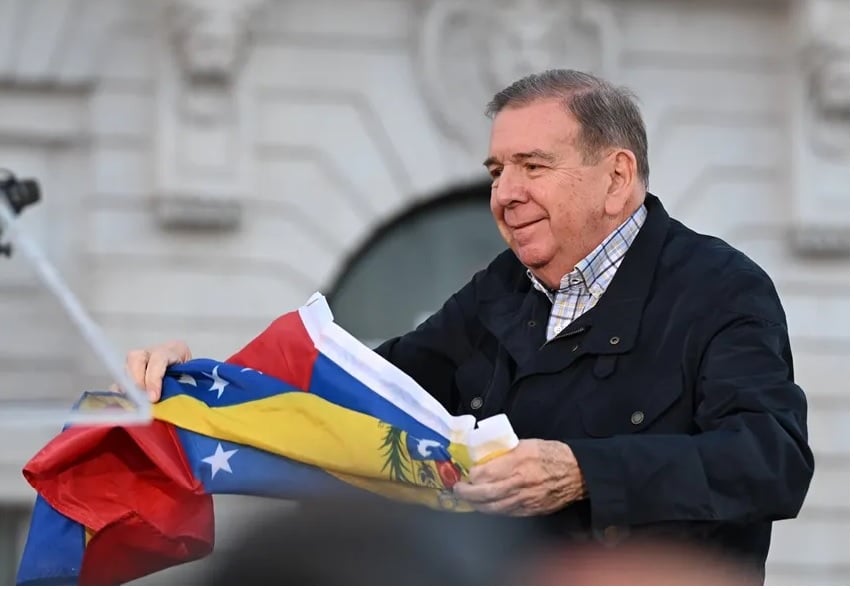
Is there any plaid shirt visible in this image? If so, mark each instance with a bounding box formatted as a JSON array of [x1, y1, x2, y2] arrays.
[[528, 204, 648, 341]]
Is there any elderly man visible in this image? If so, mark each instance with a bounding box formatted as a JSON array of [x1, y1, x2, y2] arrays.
[[123, 70, 813, 581]]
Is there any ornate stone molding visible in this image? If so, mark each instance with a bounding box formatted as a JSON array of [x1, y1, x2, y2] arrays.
[[154, 0, 266, 229], [416, 0, 619, 153], [789, 225, 849, 257], [802, 0, 851, 157], [0, 0, 130, 88], [790, 0, 849, 256]]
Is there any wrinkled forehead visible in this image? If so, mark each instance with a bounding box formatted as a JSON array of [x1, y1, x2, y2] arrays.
[[487, 99, 580, 158]]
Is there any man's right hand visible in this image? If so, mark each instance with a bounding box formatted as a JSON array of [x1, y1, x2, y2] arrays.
[[111, 340, 193, 402]]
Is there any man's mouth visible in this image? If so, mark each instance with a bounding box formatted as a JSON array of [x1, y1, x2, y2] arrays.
[[509, 219, 544, 230]]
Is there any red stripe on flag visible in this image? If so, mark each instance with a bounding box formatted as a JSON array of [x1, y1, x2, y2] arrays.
[[24, 421, 213, 585], [227, 310, 319, 390]]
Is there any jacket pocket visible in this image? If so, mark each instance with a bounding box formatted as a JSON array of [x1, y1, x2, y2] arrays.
[[579, 374, 684, 437]]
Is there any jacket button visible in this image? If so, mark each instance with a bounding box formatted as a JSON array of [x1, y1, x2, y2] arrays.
[[630, 411, 644, 425], [470, 397, 483, 410], [527, 320, 537, 327], [609, 336, 620, 345]]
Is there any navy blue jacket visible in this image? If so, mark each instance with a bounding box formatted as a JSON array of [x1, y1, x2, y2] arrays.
[[375, 194, 814, 577]]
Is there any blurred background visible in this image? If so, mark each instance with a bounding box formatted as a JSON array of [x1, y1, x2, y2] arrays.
[[0, 0, 848, 584]]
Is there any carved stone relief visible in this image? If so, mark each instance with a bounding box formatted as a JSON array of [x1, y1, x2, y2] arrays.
[[790, 0, 849, 256], [416, 0, 618, 154], [154, 0, 266, 229], [802, 2, 848, 158]]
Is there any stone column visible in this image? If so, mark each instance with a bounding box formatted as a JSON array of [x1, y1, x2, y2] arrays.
[[790, 0, 849, 256], [154, 0, 267, 230]]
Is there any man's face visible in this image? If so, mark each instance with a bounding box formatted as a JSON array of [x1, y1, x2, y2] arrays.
[[485, 99, 612, 287]]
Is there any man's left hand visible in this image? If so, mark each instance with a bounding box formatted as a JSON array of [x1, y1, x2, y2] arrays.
[[453, 439, 587, 516]]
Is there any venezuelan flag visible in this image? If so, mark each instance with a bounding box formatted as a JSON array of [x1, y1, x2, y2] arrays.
[[16, 294, 518, 585]]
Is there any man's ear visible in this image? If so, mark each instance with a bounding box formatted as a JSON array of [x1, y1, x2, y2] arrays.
[[604, 149, 637, 216]]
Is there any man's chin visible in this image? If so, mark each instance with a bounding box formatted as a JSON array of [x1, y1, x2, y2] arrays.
[[513, 247, 550, 270]]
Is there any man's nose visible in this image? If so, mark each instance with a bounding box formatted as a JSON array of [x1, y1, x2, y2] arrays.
[[493, 167, 527, 206]]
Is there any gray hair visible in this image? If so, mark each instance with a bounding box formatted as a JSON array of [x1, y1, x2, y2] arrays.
[[485, 69, 649, 188]]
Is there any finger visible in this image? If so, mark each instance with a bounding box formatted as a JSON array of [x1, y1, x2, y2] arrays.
[[454, 478, 519, 504], [470, 493, 527, 516], [468, 454, 517, 484], [166, 340, 192, 364], [125, 349, 150, 392], [144, 350, 181, 402], [166, 341, 193, 375]]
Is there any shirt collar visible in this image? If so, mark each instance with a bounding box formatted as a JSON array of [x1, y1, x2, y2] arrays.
[[527, 203, 648, 295]]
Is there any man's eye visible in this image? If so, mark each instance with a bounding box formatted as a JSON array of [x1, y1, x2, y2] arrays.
[[489, 168, 502, 179], [524, 163, 542, 172]]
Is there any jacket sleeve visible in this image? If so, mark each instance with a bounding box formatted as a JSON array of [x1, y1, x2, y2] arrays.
[[567, 269, 815, 529], [372, 276, 480, 413]]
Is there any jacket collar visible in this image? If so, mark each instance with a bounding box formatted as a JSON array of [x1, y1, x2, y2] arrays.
[[526, 203, 648, 299], [477, 193, 671, 372], [578, 193, 670, 354]]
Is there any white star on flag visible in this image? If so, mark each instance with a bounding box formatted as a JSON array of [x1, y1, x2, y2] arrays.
[[203, 365, 229, 399], [202, 443, 237, 479], [177, 374, 197, 387]]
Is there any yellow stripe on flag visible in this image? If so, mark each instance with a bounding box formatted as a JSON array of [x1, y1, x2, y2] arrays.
[[153, 393, 474, 496]]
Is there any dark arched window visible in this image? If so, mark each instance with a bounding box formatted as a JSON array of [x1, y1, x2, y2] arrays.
[[327, 181, 506, 346]]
